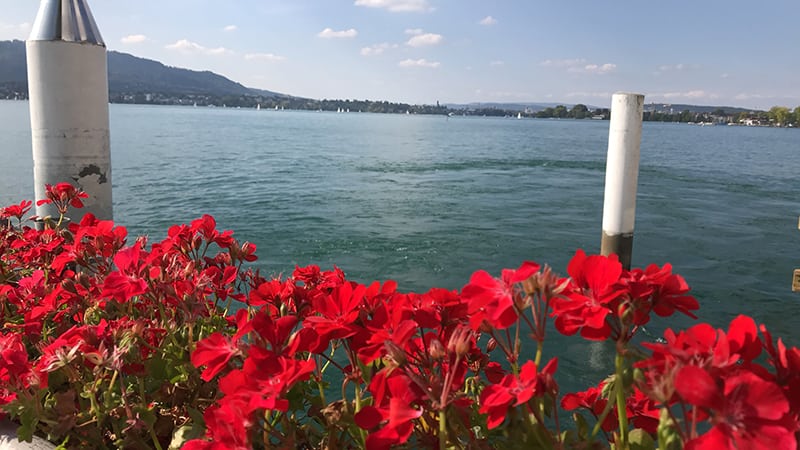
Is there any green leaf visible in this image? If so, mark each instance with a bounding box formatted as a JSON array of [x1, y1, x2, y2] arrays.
[[573, 412, 589, 439], [145, 356, 168, 380], [657, 408, 683, 450], [187, 406, 206, 429], [17, 408, 37, 443], [135, 405, 157, 428], [629, 428, 656, 450], [54, 435, 70, 450]]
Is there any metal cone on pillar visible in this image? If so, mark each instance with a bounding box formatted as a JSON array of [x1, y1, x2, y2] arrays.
[[26, 0, 113, 221]]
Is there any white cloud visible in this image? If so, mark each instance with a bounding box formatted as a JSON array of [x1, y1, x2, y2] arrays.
[[244, 52, 286, 62], [318, 28, 358, 39], [0, 22, 31, 40], [398, 58, 440, 68], [735, 93, 774, 102], [540, 58, 587, 68], [653, 63, 701, 76], [654, 90, 719, 100], [484, 90, 534, 100], [581, 63, 616, 74], [721, 73, 730, 79], [165, 39, 233, 55], [479, 16, 497, 26], [541, 58, 615, 75], [405, 28, 424, 35], [120, 34, 148, 44], [354, 0, 433, 12], [658, 63, 686, 72], [490, 60, 504, 66], [361, 43, 397, 56], [406, 32, 443, 47], [566, 91, 612, 99], [223, 25, 238, 32]]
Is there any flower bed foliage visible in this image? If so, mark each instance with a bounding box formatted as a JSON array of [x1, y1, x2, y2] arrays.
[[1, 183, 798, 449]]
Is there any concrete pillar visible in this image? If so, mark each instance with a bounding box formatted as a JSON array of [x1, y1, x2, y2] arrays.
[[26, 0, 112, 220], [0, 420, 54, 449], [601, 93, 644, 270]]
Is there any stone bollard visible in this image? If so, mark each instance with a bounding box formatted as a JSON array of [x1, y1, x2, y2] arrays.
[[26, 0, 113, 221]]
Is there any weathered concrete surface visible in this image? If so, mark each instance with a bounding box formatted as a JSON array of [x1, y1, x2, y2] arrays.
[[0, 421, 55, 450]]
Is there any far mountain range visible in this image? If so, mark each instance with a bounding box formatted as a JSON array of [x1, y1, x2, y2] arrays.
[[0, 39, 756, 114]]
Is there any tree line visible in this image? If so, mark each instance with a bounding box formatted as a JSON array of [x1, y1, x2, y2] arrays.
[[5, 84, 799, 127], [644, 106, 800, 127]]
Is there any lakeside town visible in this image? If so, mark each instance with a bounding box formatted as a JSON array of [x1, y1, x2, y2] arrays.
[[3, 89, 798, 127]]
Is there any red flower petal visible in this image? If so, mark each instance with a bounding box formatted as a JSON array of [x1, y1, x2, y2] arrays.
[[675, 366, 719, 409]]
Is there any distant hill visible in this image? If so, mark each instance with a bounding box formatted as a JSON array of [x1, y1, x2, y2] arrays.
[[0, 40, 27, 95], [0, 39, 766, 114], [0, 40, 286, 99]]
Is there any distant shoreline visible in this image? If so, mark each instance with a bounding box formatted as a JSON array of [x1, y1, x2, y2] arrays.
[[2, 98, 798, 128]]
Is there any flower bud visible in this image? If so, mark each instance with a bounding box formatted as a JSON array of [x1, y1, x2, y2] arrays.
[[521, 276, 539, 296], [447, 327, 472, 358], [428, 339, 446, 360], [77, 272, 91, 290], [486, 338, 498, 353], [384, 341, 407, 367], [61, 278, 77, 294]]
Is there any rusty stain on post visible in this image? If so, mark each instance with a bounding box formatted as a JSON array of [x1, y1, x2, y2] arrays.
[[601, 231, 633, 271]]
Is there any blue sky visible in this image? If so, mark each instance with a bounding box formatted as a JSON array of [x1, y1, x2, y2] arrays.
[[1, 0, 798, 109]]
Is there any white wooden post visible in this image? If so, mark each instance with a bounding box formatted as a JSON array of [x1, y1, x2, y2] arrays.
[[601, 93, 644, 270]]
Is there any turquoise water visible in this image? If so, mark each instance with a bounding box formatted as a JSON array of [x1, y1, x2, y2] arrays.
[[1, 101, 799, 388]]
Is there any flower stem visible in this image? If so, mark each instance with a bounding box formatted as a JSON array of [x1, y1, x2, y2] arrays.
[[439, 409, 447, 450], [139, 378, 163, 450], [354, 383, 367, 447], [317, 378, 327, 406], [615, 353, 629, 449], [534, 340, 543, 367]]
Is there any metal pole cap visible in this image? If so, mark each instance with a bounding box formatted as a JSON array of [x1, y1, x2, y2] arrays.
[[28, 0, 105, 46]]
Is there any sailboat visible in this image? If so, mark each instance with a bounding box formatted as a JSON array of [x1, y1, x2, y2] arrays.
[[257, 103, 261, 111], [517, 112, 522, 119]]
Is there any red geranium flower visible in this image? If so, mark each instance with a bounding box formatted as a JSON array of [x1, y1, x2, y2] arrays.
[[551, 250, 625, 340], [356, 372, 424, 450], [305, 282, 366, 343], [479, 359, 556, 429], [624, 263, 699, 325], [676, 366, 797, 450], [191, 332, 241, 382], [463, 261, 540, 331], [0, 200, 32, 222], [36, 182, 88, 214], [561, 381, 618, 433], [101, 245, 148, 303]]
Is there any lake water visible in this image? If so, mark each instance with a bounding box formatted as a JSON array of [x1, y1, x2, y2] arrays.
[[1, 101, 798, 388]]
